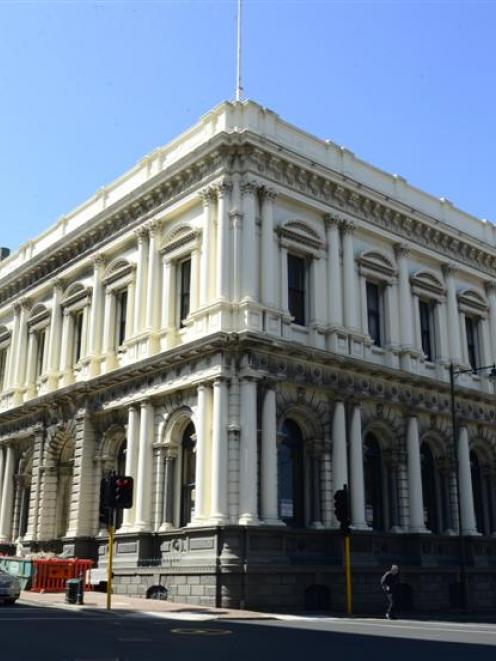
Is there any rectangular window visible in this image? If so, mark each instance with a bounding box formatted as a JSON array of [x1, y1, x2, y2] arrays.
[[73, 310, 84, 365], [288, 254, 306, 326], [465, 316, 479, 371], [419, 300, 435, 361], [179, 257, 191, 327], [35, 329, 46, 378], [366, 281, 382, 346], [116, 289, 128, 347], [0, 347, 7, 389]]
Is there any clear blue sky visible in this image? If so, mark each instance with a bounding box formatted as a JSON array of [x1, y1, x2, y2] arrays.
[[1, 0, 495, 251]]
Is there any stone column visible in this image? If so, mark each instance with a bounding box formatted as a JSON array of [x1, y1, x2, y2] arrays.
[[13, 299, 30, 390], [480, 318, 492, 369], [310, 255, 326, 329], [230, 209, 243, 303], [331, 401, 348, 494], [280, 243, 289, 313], [199, 188, 215, 307], [102, 290, 116, 369], [215, 180, 232, 302], [59, 311, 75, 386], [407, 415, 427, 533], [6, 304, 21, 389], [134, 226, 149, 335], [121, 405, 140, 531], [88, 255, 105, 376], [210, 378, 229, 524], [160, 448, 177, 530], [388, 459, 401, 532], [46, 280, 63, 390], [239, 378, 259, 524], [324, 214, 343, 328], [24, 425, 44, 542], [489, 471, 496, 535], [0, 445, 15, 542], [349, 404, 368, 529], [65, 412, 98, 539], [395, 243, 414, 352], [342, 221, 360, 332], [24, 330, 39, 397], [192, 384, 208, 523], [160, 258, 174, 332], [485, 281, 496, 364], [457, 426, 478, 535], [145, 222, 161, 334], [261, 384, 280, 524], [443, 264, 462, 364], [261, 189, 277, 307], [241, 181, 258, 302], [321, 441, 333, 528], [190, 240, 200, 312], [134, 400, 154, 531]]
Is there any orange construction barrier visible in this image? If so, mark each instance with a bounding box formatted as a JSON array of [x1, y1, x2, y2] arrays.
[[31, 559, 93, 593]]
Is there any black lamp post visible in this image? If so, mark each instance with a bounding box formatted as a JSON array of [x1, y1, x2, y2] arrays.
[[449, 361, 496, 612]]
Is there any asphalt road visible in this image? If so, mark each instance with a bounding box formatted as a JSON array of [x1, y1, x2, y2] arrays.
[[0, 601, 494, 661]]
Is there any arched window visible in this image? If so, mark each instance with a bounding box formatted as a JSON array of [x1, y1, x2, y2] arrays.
[[470, 450, 485, 534], [364, 433, 384, 530], [278, 419, 304, 527], [180, 422, 196, 527], [421, 443, 439, 533]]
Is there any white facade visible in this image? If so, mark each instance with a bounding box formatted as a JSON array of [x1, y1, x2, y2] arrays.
[[0, 101, 495, 609]]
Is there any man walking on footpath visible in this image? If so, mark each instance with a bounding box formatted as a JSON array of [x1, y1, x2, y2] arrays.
[[381, 564, 399, 619]]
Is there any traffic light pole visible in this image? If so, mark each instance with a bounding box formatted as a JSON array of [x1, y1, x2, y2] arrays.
[[106, 508, 116, 610], [344, 533, 352, 615]]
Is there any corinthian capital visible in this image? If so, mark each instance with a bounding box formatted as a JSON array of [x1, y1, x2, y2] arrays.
[[134, 225, 149, 242], [442, 262, 457, 278], [341, 219, 356, 235], [394, 242, 411, 259], [198, 186, 215, 207], [214, 178, 233, 199], [323, 212, 341, 229], [240, 179, 259, 196]]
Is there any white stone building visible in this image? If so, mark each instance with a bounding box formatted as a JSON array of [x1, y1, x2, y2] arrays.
[[0, 100, 495, 612]]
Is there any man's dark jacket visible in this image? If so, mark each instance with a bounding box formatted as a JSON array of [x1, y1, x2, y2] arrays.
[[380, 570, 399, 593]]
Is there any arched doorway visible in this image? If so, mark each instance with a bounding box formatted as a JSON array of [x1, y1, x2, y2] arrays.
[[278, 419, 305, 527], [180, 421, 196, 527], [363, 433, 384, 530], [55, 436, 75, 539], [421, 443, 439, 533]]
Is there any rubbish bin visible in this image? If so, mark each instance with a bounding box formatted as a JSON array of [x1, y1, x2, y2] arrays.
[[65, 578, 82, 605]]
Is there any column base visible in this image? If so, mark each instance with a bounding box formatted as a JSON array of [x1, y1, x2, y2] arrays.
[[462, 528, 481, 536], [351, 523, 371, 531], [208, 515, 228, 526], [409, 526, 430, 534], [238, 514, 261, 526]]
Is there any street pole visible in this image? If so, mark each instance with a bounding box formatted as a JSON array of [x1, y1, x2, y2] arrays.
[[106, 508, 115, 610], [450, 362, 467, 612], [344, 533, 352, 615]]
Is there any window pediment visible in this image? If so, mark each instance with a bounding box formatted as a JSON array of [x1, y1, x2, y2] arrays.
[[28, 304, 50, 329], [458, 289, 488, 317], [357, 251, 396, 282], [410, 270, 446, 301], [161, 225, 200, 257], [103, 259, 135, 288], [62, 284, 92, 311], [277, 221, 323, 253]]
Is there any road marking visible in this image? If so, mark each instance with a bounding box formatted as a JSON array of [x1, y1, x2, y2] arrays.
[[127, 611, 217, 621], [117, 638, 153, 643], [170, 627, 232, 636]]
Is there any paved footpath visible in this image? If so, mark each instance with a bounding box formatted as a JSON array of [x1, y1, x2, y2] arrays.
[[19, 589, 274, 620]]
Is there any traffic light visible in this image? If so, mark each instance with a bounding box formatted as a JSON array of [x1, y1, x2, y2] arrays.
[[334, 485, 351, 534], [108, 475, 134, 509]]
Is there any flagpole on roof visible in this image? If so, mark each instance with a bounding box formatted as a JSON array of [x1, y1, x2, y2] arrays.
[[235, 0, 243, 101]]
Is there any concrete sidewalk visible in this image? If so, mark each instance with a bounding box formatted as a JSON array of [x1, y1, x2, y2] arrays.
[[19, 589, 275, 620]]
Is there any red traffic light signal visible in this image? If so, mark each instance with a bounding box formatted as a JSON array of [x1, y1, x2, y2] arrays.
[[334, 485, 351, 534], [109, 475, 134, 509]]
